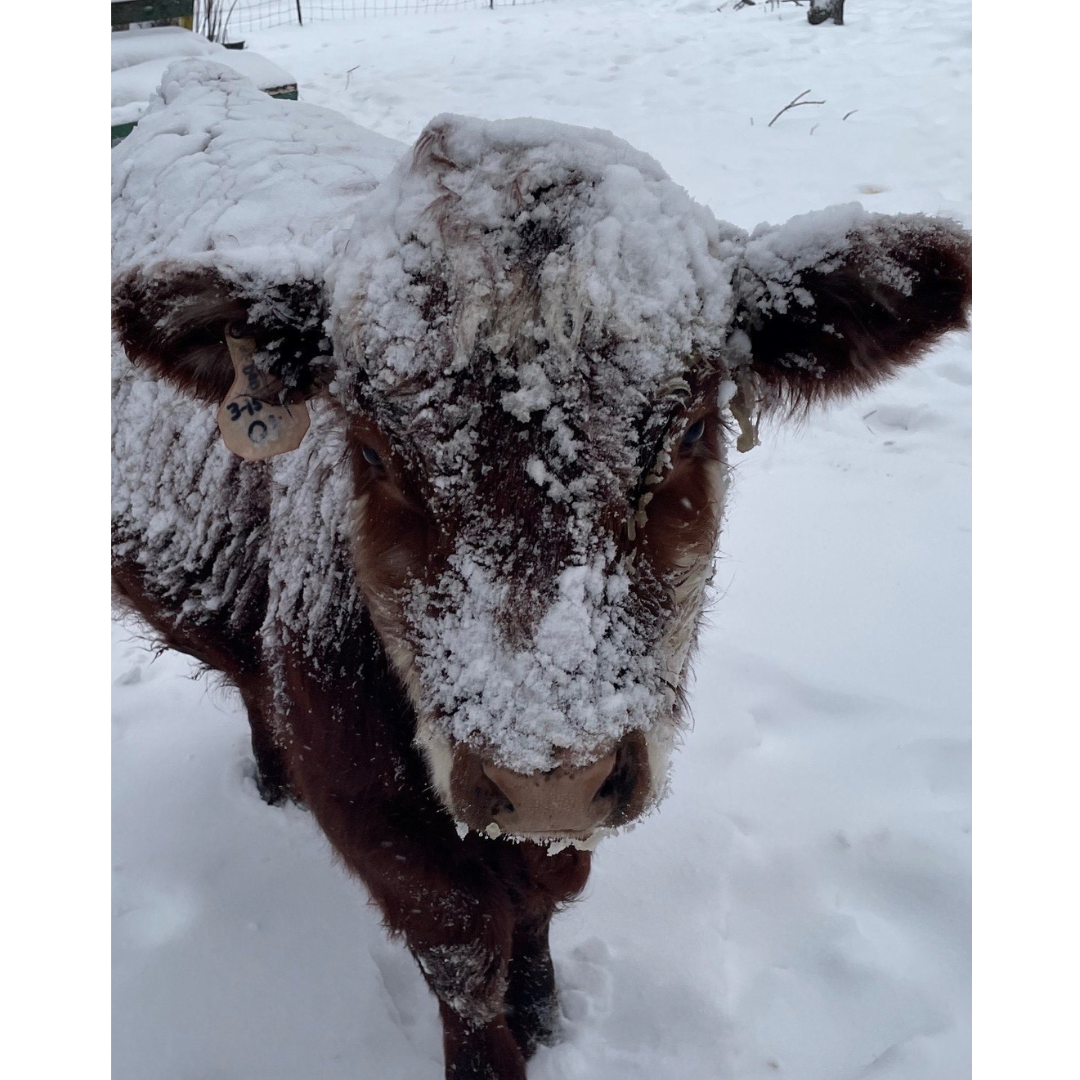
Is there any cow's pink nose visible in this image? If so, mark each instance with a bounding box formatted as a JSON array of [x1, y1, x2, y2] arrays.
[[481, 754, 617, 836]]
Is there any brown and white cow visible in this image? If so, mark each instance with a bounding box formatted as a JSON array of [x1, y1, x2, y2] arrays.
[[112, 61, 970, 1080]]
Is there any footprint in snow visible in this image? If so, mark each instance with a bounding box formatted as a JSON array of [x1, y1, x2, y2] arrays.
[[113, 879, 199, 950], [932, 359, 972, 386], [115, 665, 143, 686], [556, 937, 614, 1027], [863, 403, 943, 435]]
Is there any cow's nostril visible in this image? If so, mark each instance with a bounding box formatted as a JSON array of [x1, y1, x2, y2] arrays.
[[598, 733, 649, 826], [594, 765, 620, 805], [479, 769, 515, 814], [470, 767, 515, 816], [595, 741, 633, 804]]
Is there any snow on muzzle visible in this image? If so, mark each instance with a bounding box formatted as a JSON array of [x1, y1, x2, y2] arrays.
[[447, 730, 651, 839], [409, 557, 674, 839]]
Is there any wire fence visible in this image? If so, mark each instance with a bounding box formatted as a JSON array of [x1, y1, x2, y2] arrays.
[[205, 0, 558, 38]]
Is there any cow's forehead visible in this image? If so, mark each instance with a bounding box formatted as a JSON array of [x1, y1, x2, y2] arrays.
[[327, 113, 746, 494], [350, 343, 708, 511]]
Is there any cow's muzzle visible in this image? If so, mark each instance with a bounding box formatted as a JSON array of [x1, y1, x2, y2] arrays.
[[449, 731, 651, 839]]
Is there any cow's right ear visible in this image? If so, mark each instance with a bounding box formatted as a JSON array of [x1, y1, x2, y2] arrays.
[[726, 208, 971, 448], [112, 261, 331, 406]]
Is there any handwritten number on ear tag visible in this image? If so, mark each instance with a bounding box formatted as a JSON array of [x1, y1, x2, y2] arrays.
[[216, 334, 310, 462]]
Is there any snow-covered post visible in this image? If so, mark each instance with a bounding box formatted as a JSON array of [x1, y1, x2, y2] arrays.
[[808, 0, 845, 25]]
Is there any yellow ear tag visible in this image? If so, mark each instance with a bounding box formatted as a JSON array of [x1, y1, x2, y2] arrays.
[[216, 333, 310, 462]]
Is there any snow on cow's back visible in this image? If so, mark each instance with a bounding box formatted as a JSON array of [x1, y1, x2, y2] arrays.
[[111, 59, 407, 277], [110, 60, 397, 662]]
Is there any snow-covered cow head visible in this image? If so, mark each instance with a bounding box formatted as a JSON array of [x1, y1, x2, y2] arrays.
[[113, 114, 970, 842]]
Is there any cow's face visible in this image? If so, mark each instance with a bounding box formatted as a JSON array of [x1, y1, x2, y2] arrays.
[[113, 114, 971, 843], [318, 117, 759, 839], [342, 357, 729, 840]]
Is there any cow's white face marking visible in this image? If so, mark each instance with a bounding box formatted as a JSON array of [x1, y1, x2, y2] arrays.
[[414, 723, 456, 810], [351, 492, 425, 708]]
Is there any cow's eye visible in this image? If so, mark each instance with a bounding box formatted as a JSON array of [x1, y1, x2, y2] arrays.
[[681, 418, 706, 447], [362, 445, 383, 466]]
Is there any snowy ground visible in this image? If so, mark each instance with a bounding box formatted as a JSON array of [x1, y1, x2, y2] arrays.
[[112, 2, 971, 1078]]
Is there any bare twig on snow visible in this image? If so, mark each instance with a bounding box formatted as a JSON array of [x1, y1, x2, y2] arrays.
[[768, 89, 825, 128]]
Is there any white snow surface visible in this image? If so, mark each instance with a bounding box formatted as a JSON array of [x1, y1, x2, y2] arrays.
[[113, 2, 971, 1079], [112, 28, 298, 126]]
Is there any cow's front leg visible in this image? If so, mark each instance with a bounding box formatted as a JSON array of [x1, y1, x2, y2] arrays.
[[503, 844, 591, 1058], [405, 896, 526, 1080], [238, 688, 293, 806], [505, 915, 558, 1060], [432, 999, 525, 1080], [344, 828, 527, 1079]]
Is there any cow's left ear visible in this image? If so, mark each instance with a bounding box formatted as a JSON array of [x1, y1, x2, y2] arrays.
[[113, 259, 331, 404], [731, 207, 971, 412], [114, 258, 332, 461]]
